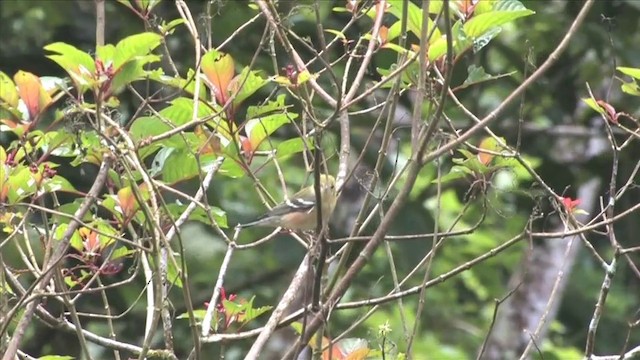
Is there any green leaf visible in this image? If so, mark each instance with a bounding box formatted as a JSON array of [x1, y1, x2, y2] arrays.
[[459, 65, 495, 89], [381, 41, 411, 56], [436, 166, 472, 184], [43, 174, 77, 194], [581, 98, 605, 115], [165, 253, 183, 288], [246, 113, 297, 150], [112, 32, 163, 69], [162, 150, 199, 183], [148, 254, 183, 288], [53, 200, 91, 224], [617, 66, 640, 80], [130, 116, 171, 140], [149, 70, 207, 100], [41, 131, 74, 157], [110, 56, 160, 93], [166, 97, 221, 125], [386, 0, 441, 43], [115, 0, 134, 10], [57, 224, 83, 252], [165, 203, 228, 228], [96, 44, 116, 65], [5, 167, 36, 203], [100, 195, 122, 223], [177, 309, 206, 321], [159, 18, 186, 35], [451, 21, 471, 56], [130, 116, 175, 160], [492, 0, 530, 11], [229, 68, 268, 108], [240, 302, 271, 323], [246, 94, 288, 118], [276, 137, 313, 159], [216, 157, 245, 178], [0, 71, 19, 108], [110, 246, 136, 261], [385, 21, 403, 43], [377, 63, 416, 89], [44, 42, 96, 91], [325, 28, 346, 41], [620, 81, 640, 96], [473, 27, 502, 53], [463, 10, 534, 39], [139, 0, 161, 12]]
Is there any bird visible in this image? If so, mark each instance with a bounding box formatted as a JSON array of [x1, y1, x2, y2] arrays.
[[237, 174, 337, 230]]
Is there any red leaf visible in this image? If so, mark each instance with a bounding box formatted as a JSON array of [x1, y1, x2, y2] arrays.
[[202, 50, 235, 105], [240, 135, 255, 164], [596, 100, 619, 124], [561, 197, 580, 212], [13, 71, 52, 120]]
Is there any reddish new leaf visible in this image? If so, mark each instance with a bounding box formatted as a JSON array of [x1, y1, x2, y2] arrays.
[[202, 50, 235, 105], [596, 100, 619, 124], [13, 71, 52, 120], [561, 197, 580, 212]]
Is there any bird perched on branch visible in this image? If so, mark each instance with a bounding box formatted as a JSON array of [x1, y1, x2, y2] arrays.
[[237, 174, 337, 230]]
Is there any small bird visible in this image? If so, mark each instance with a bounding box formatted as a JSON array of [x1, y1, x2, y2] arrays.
[[237, 174, 337, 230]]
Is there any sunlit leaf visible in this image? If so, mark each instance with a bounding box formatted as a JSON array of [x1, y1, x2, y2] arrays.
[[159, 18, 186, 35], [228, 68, 267, 108], [386, 0, 442, 41], [617, 66, 640, 80], [110, 57, 158, 94], [43, 174, 77, 194], [110, 246, 136, 261], [463, 10, 534, 39], [246, 94, 288, 119], [325, 28, 346, 41], [216, 157, 245, 178], [177, 309, 206, 321], [276, 137, 313, 159], [37, 353, 75, 359], [473, 27, 502, 53], [620, 81, 640, 96], [582, 97, 605, 115], [112, 32, 163, 69], [492, 0, 530, 12], [117, 186, 137, 219], [202, 50, 235, 105], [246, 113, 296, 150], [115, 0, 135, 11], [13, 71, 52, 120], [44, 42, 96, 92], [165, 203, 228, 228], [0, 71, 19, 108], [477, 136, 505, 165]]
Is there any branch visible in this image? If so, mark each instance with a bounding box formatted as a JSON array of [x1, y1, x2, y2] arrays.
[[244, 255, 312, 359], [2, 156, 113, 360]]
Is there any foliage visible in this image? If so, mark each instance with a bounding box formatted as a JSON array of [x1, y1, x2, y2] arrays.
[[1, 0, 639, 359]]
